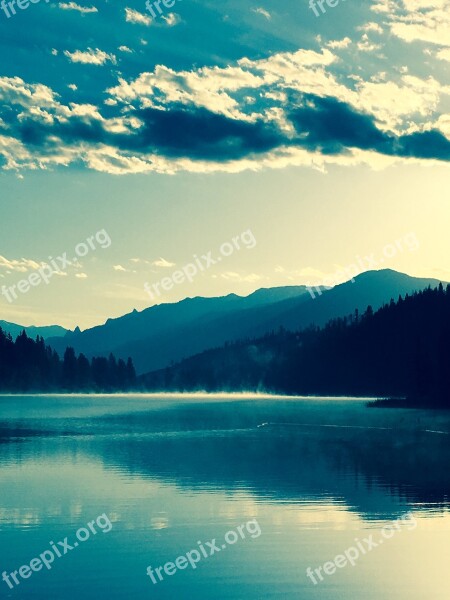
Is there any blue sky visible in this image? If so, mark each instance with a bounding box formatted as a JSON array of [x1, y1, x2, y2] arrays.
[[0, 0, 449, 328]]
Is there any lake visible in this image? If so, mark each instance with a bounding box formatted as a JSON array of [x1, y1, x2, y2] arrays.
[[1, 394, 450, 599]]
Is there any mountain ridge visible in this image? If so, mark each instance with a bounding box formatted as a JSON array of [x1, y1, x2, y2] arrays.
[[141, 281, 450, 406], [43, 269, 446, 374], [0, 320, 68, 340]]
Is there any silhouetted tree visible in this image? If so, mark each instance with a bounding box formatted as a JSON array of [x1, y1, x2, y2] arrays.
[[143, 283, 450, 407], [63, 347, 78, 390], [0, 329, 139, 393], [126, 357, 137, 388]]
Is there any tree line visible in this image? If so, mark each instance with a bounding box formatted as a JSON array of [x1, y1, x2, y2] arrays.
[[0, 329, 136, 392], [144, 284, 450, 407]]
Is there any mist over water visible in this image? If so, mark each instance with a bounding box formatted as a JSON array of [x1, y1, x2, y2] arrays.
[[1, 395, 450, 599]]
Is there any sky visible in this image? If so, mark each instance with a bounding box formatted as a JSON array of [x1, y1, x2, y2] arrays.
[[0, 0, 449, 329]]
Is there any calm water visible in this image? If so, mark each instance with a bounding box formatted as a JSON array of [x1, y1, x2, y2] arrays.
[[1, 394, 450, 599]]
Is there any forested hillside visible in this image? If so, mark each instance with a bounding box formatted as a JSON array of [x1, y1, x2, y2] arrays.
[[0, 329, 136, 392], [144, 284, 450, 407]]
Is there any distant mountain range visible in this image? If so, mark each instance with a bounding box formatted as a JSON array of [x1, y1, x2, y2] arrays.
[[44, 269, 445, 375], [46, 285, 308, 374], [0, 320, 68, 340], [143, 282, 450, 406]]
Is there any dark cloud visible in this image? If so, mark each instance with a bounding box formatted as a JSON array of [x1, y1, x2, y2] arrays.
[[114, 107, 285, 160], [2, 94, 450, 168], [11, 104, 284, 162], [287, 94, 450, 162], [288, 94, 390, 154], [1, 0, 449, 173], [394, 130, 450, 161]]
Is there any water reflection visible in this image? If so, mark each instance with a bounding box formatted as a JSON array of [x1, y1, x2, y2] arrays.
[[1, 396, 450, 521], [1, 396, 450, 600]]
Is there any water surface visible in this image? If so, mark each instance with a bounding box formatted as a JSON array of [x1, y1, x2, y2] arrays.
[[1, 395, 450, 599]]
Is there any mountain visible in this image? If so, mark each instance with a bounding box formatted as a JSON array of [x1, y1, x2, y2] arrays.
[[0, 320, 68, 340], [143, 283, 450, 407], [47, 270, 445, 375], [46, 286, 309, 373]]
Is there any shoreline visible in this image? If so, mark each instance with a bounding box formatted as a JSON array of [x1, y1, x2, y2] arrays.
[[368, 398, 450, 411]]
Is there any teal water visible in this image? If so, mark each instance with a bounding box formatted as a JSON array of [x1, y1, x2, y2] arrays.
[[1, 395, 450, 599]]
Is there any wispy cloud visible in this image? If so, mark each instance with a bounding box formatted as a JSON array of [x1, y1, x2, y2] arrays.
[[358, 22, 383, 34], [128, 257, 174, 269], [0, 255, 85, 278], [252, 7, 271, 20], [59, 2, 98, 14], [374, 0, 450, 48], [125, 7, 152, 26], [275, 265, 332, 283], [162, 13, 181, 27], [327, 37, 352, 49], [152, 258, 176, 268], [0, 255, 43, 273], [436, 48, 450, 62], [64, 48, 116, 65], [219, 271, 264, 283]]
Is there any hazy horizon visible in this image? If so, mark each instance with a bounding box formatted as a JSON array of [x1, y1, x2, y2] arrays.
[[0, 266, 447, 331]]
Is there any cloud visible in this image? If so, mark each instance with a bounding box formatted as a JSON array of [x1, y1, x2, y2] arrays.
[[152, 258, 176, 268], [275, 265, 333, 283], [162, 13, 181, 27], [75, 272, 88, 278], [106, 48, 336, 121], [289, 94, 450, 161], [64, 48, 116, 66], [378, 0, 450, 48], [125, 7, 152, 26], [118, 46, 133, 54], [0, 35, 450, 176], [59, 2, 98, 14], [395, 129, 450, 161], [220, 271, 264, 283], [0, 255, 76, 278], [113, 262, 141, 274], [437, 48, 450, 62], [0, 255, 43, 273], [327, 38, 352, 49], [357, 34, 383, 53], [358, 22, 384, 34], [108, 106, 283, 160], [289, 95, 389, 154], [252, 7, 272, 20]]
